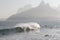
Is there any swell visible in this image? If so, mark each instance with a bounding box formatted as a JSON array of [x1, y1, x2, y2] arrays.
[[0, 27, 36, 36], [0, 22, 40, 36]]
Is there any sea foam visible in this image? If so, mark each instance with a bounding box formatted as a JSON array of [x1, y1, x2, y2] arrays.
[[14, 22, 40, 31]]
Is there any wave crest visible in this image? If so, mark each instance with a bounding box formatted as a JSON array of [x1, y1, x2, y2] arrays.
[[0, 22, 40, 35], [14, 22, 40, 31]]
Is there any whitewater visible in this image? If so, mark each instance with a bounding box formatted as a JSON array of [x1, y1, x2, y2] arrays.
[[0, 22, 60, 40]]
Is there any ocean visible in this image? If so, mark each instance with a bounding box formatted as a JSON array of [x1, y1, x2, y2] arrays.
[[0, 22, 60, 40], [0, 27, 60, 40]]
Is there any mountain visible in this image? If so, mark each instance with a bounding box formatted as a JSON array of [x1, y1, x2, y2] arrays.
[[7, 1, 59, 21], [55, 5, 60, 12], [17, 4, 32, 13]]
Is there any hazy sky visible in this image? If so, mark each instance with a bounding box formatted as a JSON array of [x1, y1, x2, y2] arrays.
[[0, 0, 60, 19]]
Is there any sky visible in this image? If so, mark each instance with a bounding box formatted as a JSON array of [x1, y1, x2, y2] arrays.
[[0, 0, 60, 19]]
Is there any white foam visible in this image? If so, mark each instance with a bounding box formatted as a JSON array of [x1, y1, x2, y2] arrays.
[[14, 22, 40, 31]]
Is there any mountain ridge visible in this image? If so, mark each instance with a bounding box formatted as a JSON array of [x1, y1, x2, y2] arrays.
[[7, 1, 59, 21]]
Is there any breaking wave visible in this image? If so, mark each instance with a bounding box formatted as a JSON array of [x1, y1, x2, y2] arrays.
[[0, 22, 40, 35]]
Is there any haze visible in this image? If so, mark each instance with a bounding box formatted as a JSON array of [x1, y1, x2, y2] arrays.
[[0, 0, 60, 19]]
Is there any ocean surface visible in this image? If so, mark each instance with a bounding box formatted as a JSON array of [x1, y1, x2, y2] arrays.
[[0, 21, 60, 40], [0, 28, 60, 40]]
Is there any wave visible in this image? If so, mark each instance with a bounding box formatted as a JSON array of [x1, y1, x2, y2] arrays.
[[0, 22, 40, 35], [14, 22, 40, 31]]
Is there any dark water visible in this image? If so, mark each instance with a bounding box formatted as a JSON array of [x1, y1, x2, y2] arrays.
[[0, 27, 30, 36]]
